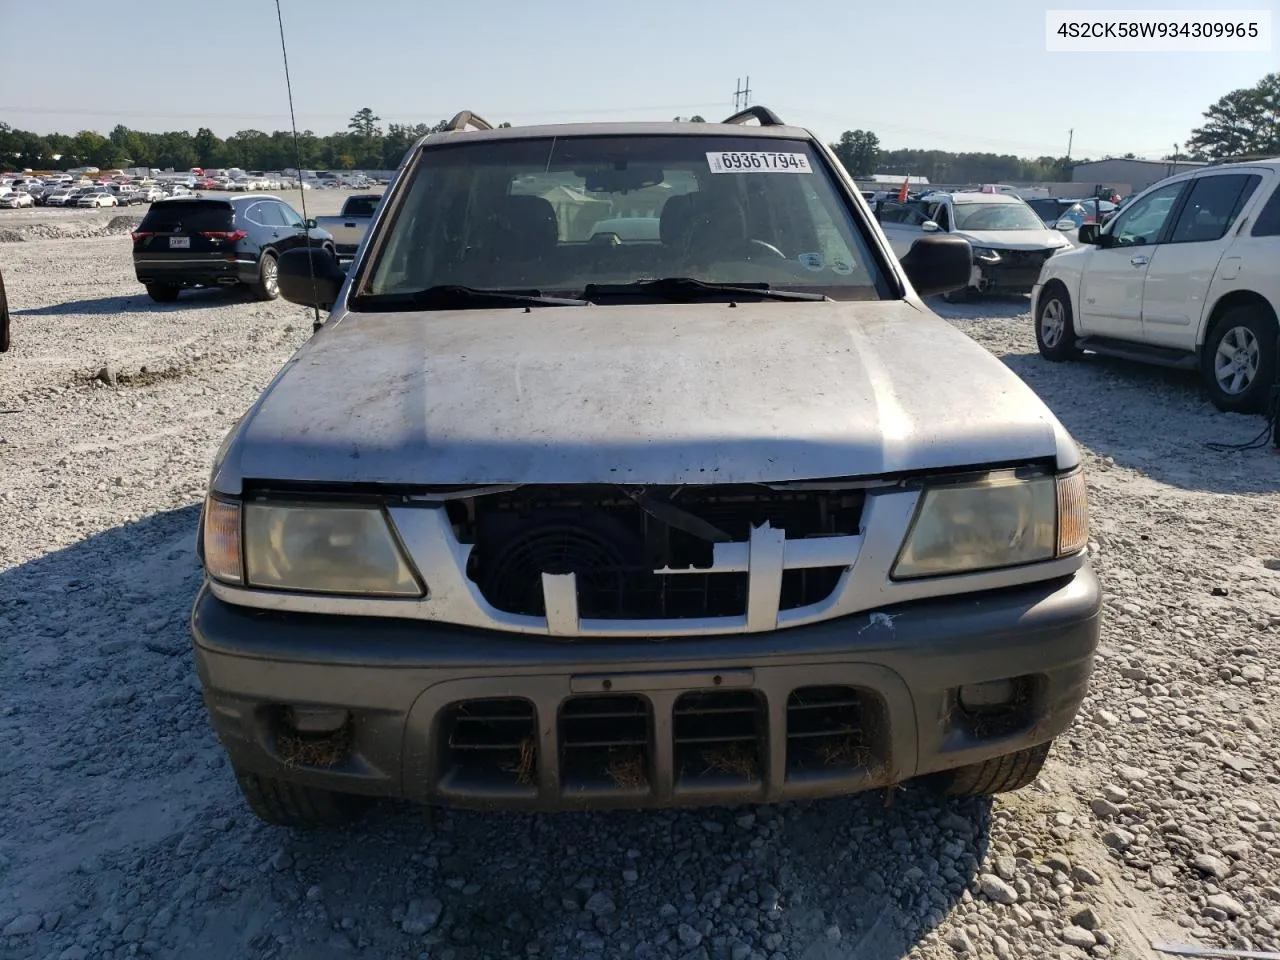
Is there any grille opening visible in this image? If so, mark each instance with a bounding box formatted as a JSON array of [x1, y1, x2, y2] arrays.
[[454, 484, 862, 620], [673, 690, 765, 786], [954, 675, 1040, 740], [785, 686, 883, 777], [558, 695, 652, 793], [438, 698, 537, 791]]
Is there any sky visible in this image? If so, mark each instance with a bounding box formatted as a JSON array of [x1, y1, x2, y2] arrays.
[[0, 0, 1276, 160]]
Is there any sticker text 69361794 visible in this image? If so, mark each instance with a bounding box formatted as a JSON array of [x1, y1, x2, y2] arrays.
[[706, 152, 813, 174]]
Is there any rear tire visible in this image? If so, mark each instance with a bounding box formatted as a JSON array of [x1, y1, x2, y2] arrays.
[[232, 764, 373, 828], [1035, 285, 1081, 361], [941, 741, 1052, 796], [146, 284, 180, 303], [254, 251, 280, 302], [1201, 305, 1277, 414]]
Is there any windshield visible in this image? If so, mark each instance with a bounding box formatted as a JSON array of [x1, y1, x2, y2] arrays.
[[952, 201, 1047, 232], [356, 134, 887, 305]]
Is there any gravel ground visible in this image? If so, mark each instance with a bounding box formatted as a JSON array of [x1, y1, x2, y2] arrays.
[[1, 218, 1278, 960]]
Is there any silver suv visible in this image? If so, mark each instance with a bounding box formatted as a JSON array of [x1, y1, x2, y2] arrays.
[[191, 108, 1101, 826]]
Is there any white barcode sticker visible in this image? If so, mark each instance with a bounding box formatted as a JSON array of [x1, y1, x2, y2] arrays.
[[706, 151, 813, 174]]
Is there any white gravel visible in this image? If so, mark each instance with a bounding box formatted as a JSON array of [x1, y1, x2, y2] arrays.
[[1, 219, 1279, 960]]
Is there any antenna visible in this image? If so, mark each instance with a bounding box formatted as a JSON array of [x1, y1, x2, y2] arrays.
[[274, 0, 322, 332]]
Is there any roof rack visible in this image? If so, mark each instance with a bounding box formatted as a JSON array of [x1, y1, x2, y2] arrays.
[[444, 111, 493, 133], [720, 106, 784, 127]]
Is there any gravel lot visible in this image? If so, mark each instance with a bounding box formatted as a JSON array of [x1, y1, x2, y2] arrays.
[[1, 200, 1279, 960]]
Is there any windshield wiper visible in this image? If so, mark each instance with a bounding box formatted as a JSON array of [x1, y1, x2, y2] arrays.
[[582, 277, 828, 303], [354, 284, 588, 310]]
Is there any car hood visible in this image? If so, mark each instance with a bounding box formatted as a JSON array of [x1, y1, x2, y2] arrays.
[[956, 229, 1070, 251], [212, 300, 1076, 492]]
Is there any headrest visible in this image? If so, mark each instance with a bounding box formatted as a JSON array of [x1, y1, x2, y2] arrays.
[[491, 194, 558, 259]]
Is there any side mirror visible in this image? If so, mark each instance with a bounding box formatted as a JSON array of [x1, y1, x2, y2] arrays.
[[1077, 223, 1101, 245], [900, 235, 972, 298], [305, 217, 317, 229], [278, 247, 346, 310], [1055, 218, 1076, 232], [921, 220, 941, 233]]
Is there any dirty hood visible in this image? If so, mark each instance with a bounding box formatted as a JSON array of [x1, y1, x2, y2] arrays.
[[214, 300, 1074, 491]]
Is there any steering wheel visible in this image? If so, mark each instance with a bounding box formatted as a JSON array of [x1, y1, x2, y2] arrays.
[[747, 238, 788, 259]]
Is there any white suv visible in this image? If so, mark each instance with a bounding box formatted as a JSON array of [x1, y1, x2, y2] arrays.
[[1032, 159, 1280, 413]]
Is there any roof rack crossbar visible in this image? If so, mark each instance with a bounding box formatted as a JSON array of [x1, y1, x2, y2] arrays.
[[444, 111, 493, 133], [720, 106, 784, 127]]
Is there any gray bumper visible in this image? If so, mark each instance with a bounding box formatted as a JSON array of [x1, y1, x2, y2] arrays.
[[191, 563, 1101, 810]]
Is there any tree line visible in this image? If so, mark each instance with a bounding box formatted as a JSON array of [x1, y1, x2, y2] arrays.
[[829, 72, 1279, 182], [3, 75, 1274, 177], [0, 108, 512, 173]]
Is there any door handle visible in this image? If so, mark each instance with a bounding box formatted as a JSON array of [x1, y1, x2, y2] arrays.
[[1130, 255, 1149, 266]]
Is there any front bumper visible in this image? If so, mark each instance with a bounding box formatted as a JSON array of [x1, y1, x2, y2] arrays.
[[192, 563, 1101, 811], [972, 249, 1062, 294]]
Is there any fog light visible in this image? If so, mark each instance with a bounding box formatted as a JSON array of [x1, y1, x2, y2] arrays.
[[284, 705, 350, 734], [958, 680, 1016, 710]]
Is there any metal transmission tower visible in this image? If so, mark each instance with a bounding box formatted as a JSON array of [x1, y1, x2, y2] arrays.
[[733, 77, 753, 111]]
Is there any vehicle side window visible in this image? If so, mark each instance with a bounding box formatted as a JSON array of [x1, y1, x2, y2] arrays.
[[259, 203, 288, 227], [1108, 182, 1185, 247], [876, 201, 921, 225], [933, 204, 951, 230], [1250, 182, 1280, 236], [276, 202, 305, 227], [1167, 174, 1261, 244]]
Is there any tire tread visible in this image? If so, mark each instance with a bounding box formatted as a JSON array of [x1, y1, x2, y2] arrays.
[[234, 766, 370, 827], [944, 741, 1052, 796]]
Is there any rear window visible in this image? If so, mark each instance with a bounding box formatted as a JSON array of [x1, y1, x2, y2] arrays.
[[138, 200, 234, 232], [344, 197, 380, 217]]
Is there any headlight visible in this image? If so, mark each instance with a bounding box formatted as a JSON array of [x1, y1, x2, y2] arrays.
[[892, 470, 1088, 580], [201, 496, 424, 596], [972, 247, 1002, 264], [241, 502, 423, 596]]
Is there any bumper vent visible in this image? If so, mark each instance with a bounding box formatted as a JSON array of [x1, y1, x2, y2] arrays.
[[786, 685, 882, 776], [673, 690, 765, 787], [438, 697, 536, 791], [559, 695, 651, 792]]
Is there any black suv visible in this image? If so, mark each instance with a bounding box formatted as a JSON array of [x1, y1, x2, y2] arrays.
[[131, 195, 335, 303]]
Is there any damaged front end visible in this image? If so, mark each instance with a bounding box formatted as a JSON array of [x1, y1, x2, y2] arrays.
[[434, 482, 867, 636]]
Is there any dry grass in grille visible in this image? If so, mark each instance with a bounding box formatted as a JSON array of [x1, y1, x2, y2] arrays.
[[278, 723, 352, 769], [605, 749, 648, 789], [503, 736, 536, 786], [816, 727, 875, 768], [699, 743, 759, 778]]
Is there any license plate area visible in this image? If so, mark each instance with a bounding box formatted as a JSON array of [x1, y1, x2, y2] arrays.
[[169, 236, 191, 249]]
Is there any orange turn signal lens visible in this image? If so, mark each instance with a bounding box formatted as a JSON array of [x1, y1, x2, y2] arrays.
[[1056, 470, 1089, 556], [203, 497, 243, 584]]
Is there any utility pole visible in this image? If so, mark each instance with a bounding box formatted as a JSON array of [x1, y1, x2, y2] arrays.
[[1066, 128, 1073, 160], [733, 76, 752, 112]]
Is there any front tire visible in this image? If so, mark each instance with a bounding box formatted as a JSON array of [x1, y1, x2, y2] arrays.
[[146, 284, 180, 303], [941, 741, 1052, 796], [233, 764, 373, 828], [254, 251, 280, 301], [1202, 305, 1277, 414], [1035, 286, 1081, 361]]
